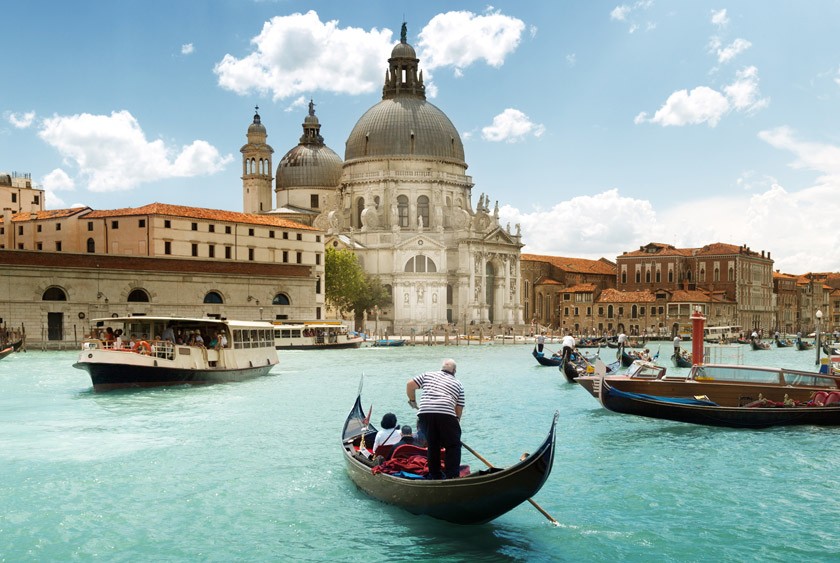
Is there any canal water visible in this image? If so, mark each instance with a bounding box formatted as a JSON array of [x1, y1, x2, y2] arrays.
[[1, 343, 838, 562]]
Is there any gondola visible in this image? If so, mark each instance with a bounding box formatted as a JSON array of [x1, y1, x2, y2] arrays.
[[341, 388, 558, 525], [0, 345, 14, 360], [750, 339, 771, 350], [597, 376, 840, 428], [619, 348, 641, 367], [671, 353, 692, 368], [532, 346, 562, 367], [775, 337, 792, 348], [559, 351, 582, 383], [795, 339, 814, 351]]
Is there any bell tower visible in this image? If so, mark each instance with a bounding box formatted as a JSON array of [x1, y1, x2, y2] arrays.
[[241, 106, 274, 214]]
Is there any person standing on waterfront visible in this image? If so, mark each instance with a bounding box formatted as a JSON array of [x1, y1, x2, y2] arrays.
[[406, 358, 465, 480]]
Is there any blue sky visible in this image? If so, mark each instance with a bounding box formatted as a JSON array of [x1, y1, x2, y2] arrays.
[[3, 1, 840, 274]]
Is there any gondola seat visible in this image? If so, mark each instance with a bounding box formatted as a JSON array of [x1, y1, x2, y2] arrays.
[[391, 444, 427, 459]]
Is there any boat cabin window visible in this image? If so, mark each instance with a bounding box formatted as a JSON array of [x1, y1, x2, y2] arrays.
[[695, 366, 781, 384], [782, 372, 838, 388], [233, 328, 272, 349]]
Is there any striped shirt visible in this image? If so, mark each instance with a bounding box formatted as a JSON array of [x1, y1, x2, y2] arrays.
[[412, 370, 465, 416]]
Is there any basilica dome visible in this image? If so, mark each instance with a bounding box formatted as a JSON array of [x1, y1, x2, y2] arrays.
[[344, 29, 465, 166], [276, 101, 343, 189]]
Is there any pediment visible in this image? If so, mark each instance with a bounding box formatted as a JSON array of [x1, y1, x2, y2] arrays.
[[481, 227, 517, 246], [395, 234, 446, 251]]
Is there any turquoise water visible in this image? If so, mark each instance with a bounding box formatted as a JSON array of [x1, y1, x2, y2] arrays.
[[1, 343, 839, 562]]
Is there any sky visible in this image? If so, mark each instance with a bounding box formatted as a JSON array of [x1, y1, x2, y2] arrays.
[[2, 0, 840, 275]]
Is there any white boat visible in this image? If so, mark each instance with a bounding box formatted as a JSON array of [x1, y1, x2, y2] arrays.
[[272, 321, 364, 350], [73, 316, 278, 391]]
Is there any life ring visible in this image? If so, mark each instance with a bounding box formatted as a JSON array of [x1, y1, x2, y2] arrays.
[[132, 340, 152, 355]]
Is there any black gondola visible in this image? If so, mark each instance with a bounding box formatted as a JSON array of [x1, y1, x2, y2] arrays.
[[341, 389, 558, 525], [775, 338, 792, 348], [597, 376, 840, 428], [796, 339, 814, 351], [619, 348, 641, 367], [532, 346, 563, 367], [0, 345, 14, 360], [671, 353, 692, 368], [750, 339, 771, 350], [559, 351, 581, 383]]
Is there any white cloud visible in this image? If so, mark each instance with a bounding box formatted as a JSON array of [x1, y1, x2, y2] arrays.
[[634, 86, 729, 126], [711, 9, 729, 27], [566, 53, 576, 67], [502, 184, 840, 275], [7, 111, 36, 129], [214, 10, 392, 100], [715, 37, 751, 64], [610, 2, 655, 32], [758, 127, 840, 179], [501, 189, 662, 257], [610, 5, 631, 21], [481, 108, 545, 142], [417, 9, 526, 73], [42, 168, 75, 191], [37, 110, 233, 192], [636, 66, 768, 126], [724, 66, 768, 112], [181, 43, 194, 55], [284, 96, 307, 112]]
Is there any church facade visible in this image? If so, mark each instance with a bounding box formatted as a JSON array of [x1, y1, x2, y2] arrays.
[[246, 25, 525, 334]]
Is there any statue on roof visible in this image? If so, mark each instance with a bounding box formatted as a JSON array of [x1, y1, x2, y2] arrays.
[[308, 99, 315, 116], [401, 22, 407, 43]]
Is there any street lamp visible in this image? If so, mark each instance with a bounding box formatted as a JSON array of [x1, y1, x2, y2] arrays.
[[816, 309, 823, 366]]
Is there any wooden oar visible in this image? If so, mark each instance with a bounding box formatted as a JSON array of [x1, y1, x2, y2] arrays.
[[461, 441, 559, 526]]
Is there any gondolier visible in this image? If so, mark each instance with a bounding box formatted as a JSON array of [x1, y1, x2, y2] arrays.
[[406, 358, 465, 480]]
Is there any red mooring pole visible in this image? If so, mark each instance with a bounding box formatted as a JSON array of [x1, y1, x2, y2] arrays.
[[690, 308, 706, 366]]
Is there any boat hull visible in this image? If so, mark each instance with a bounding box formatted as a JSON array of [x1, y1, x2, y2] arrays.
[[74, 361, 274, 391], [275, 340, 362, 350], [532, 348, 562, 367], [600, 381, 840, 428]]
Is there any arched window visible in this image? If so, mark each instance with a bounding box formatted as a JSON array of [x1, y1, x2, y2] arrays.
[[655, 271, 661, 283], [203, 291, 224, 304], [127, 289, 150, 302], [621, 272, 627, 284], [404, 255, 437, 273], [86, 238, 95, 253], [635, 271, 641, 283], [645, 271, 651, 283], [417, 195, 429, 228], [355, 197, 365, 228], [272, 293, 290, 305], [42, 287, 67, 301], [699, 268, 706, 282], [607, 305, 614, 318], [631, 305, 638, 318], [397, 195, 409, 227], [728, 266, 734, 281], [668, 270, 674, 283], [713, 267, 720, 282]]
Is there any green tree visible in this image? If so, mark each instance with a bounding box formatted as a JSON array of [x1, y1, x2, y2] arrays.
[[352, 274, 392, 330], [325, 247, 366, 317]]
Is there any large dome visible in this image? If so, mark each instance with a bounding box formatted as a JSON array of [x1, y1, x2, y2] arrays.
[[345, 97, 465, 164], [277, 144, 342, 189]]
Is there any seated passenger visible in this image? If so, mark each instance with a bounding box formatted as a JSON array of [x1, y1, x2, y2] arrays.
[[372, 413, 402, 456]]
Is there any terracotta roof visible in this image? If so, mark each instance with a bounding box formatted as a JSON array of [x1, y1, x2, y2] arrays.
[[534, 276, 562, 286], [1, 207, 90, 223], [669, 289, 728, 303], [563, 283, 596, 293], [773, 271, 799, 280], [84, 202, 319, 231], [597, 288, 656, 303], [521, 253, 616, 275], [620, 242, 694, 258]]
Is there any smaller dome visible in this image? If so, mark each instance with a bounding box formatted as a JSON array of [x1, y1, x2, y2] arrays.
[[276, 145, 342, 189], [248, 113, 266, 134], [390, 41, 416, 60]]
